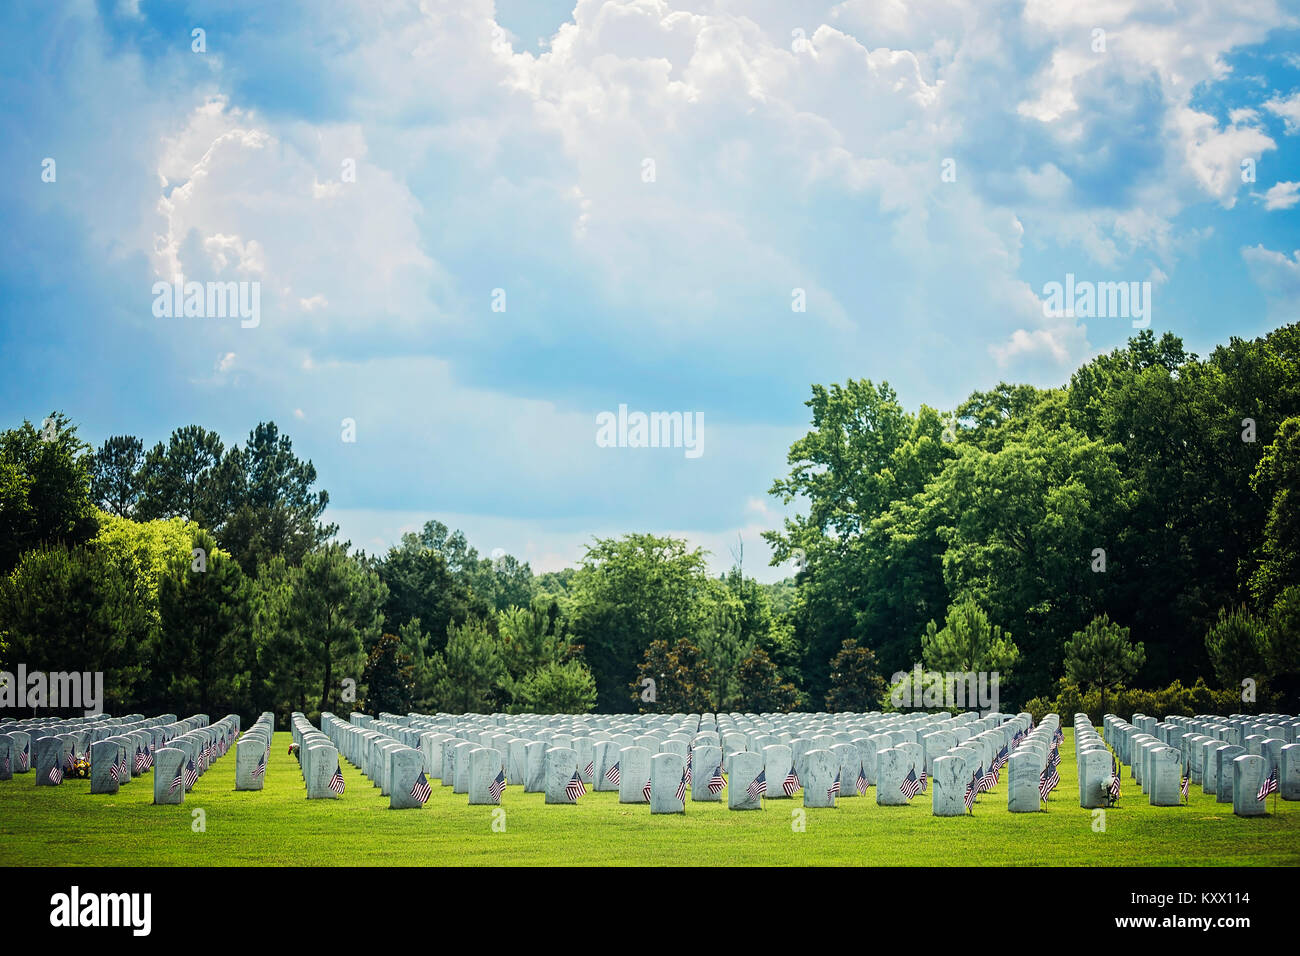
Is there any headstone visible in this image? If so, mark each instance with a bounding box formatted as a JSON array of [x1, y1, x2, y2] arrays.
[[1232, 754, 1267, 817], [931, 754, 969, 816], [1216, 745, 1245, 803], [389, 747, 428, 809], [875, 747, 910, 806], [544, 747, 581, 804], [691, 745, 724, 802], [469, 747, 505, 805], [1280, 744, 1300, 801], [34, 735, 61, 786], [305, 743, 341, 799], [1007, 752, 1040, 812], [728, 750, 763, 810], [90, 739, 120, 795], [618, 745, 652, 804], [152, 747, 186, 805], [1078, 747, 1112, 809], [650, 752, 687, 814]]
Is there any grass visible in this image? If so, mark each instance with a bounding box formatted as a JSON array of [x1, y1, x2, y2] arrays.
[[0, 730, 1296, 866]]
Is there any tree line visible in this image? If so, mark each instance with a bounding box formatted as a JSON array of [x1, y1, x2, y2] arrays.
[[0, 324, 1296, 722]]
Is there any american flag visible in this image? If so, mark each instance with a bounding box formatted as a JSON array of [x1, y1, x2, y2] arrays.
[[900, 767, 922, 799], [994, 746, 1009, 771], [643, 779, 652, 802], [184, 758, 198, 790], [201, 741, 211, 765], [410, 771, 432, 805], [64, 751, 74, 772], [828, 770, 841, 799], [135, 749, 147, 773], [981, 764, 996, 792], [1, 754, 8, 775], [605, 762, 620, 786], [168, 762, 185, 795], [565, 770, 586, 801], [856, 767, 868, 796], [584, 760, 594, 779], [1039, 763, 1059, 801], [684, 749, 692, 787], [253, 751, 266, 779], [747, 769, 767, 800], [19, 744, 29, 771], [708, 762, 726, 795], [918, 767, 928, 793], [1053, 726, 1064, 746], [1108, 773, 1121, 800], [48, 765, 63, 785], [675, 768, 688, 803], [782, 762, 800, 796], [329, 763, 346, 794], [1181, 773, 1189, 801], [109, 761, 121, 783], [118, 756, 128, 781], [964, 772, 977, 812], [1048, 746, 1060, 770], [489, 768, 506, 802], [1257, 766, 1279, 802]]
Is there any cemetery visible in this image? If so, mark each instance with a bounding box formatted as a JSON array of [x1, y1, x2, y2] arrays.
[[1, 706, 1296, 866]]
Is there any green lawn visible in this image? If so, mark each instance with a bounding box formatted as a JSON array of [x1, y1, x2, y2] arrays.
[[0, 730, 1295, 866]]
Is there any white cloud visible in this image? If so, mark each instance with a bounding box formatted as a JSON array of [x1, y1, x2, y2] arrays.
[[1263, 90, 1300, 133], [1260, 180, 1300, 210]]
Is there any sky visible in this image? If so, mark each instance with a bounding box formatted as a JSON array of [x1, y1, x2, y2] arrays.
[[1, 0, 1298, 581]]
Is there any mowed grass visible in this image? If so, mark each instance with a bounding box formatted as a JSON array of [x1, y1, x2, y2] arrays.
[[0, 730, 1296, 866]]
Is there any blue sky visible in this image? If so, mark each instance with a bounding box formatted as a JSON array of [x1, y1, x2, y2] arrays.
[[2, 0, 1298, 581]]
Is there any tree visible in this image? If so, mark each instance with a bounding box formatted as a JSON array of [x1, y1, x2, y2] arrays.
[[1264, 587, 1300, 704], [0, 543, 153, 713], [1250, 417, 1300, 606], [136, 425, 234, 531], [361, 633, 415, 714], [1204, 605, 1266, 691], [291, 544, 386, 714], [694, 589, 755, 711], [219, 421, 337, 570], [512, 660, 597, 713], [376, 530, 472, 650], [155, 529, 252, 716], [1062, 614, 1145, 718], [90, 435, 145, 517], [430, 618, 506, 713], [569, 534, 714, 711], [0, 412, 98, 573], [249, 555, 313, 719], [735, 648, 801, 712], [632, 638, 714, 713], [824, 639, 887, 712], [920, 598, 1020, 678]]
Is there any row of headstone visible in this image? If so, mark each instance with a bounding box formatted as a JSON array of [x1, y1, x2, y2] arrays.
[[1, 712, 168, 785], [290, 713, 350, 800], [151, 714, 239, 805], [319, 713, 427, 807], [343, 709, 1050, 814], [235, 713, 275, 791], [1103, 711, 1299, 816]]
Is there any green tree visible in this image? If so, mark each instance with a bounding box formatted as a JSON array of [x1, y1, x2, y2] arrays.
[[136, 425, 234, 531], [735, 647, 801, 712], [90, 435, 144, 517], [1062, 614, 1145, 718], [920, 598, 1020, 678], [376, 528, 472, 650], [219, 421, 337, 571], [430, 618, 506, 713], [155, 529, 252, 716], [1204, 605, 1266, 691], [1264, 587, 1300, 704], [633, 638, 714, 713], [1250, 417, 1300, 606], [362, 633, 415, 714], [0, 412, 98, 573], [569, 534, 714, 711], [249, 555, 312, 719], [512, 660, 598, 713], [0, 543, 152, 713], [291, 544, 386, 714], [824, 639, 887, 712]]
